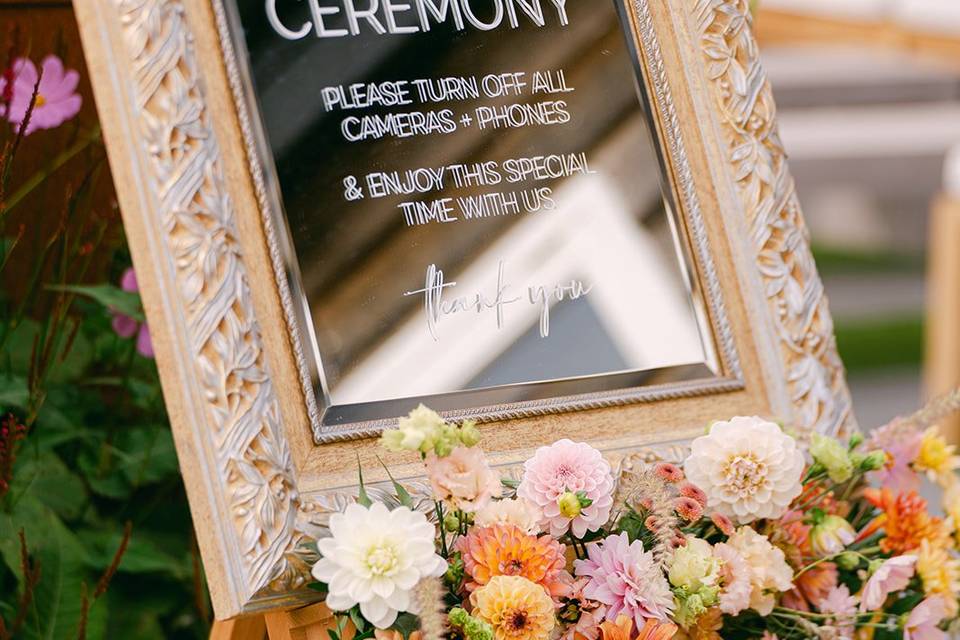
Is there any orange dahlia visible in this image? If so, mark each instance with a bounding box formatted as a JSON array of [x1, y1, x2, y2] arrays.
[[862, 488, 949, 554], [457, 523, 569, 597]]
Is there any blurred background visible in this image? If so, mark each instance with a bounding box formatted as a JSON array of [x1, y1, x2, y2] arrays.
[[0, 0, 958, 638], [753, 0, 960, 435]]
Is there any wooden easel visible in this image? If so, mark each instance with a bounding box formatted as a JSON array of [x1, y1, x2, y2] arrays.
[[211, 604, 346, 640], [755, 8, 960, 66], [926, 191, 960, 443]]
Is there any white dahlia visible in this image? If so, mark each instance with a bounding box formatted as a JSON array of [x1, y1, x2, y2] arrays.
[[312, 502, 447, 629], [684, 416, 804, 524]]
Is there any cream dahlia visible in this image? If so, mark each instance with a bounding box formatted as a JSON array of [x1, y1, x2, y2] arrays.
[[684, 416, 804, 524], [312, 502, 447, 629], [725, 527, 794, 616], [474, 497, 543, 534], [518, 439, 614, 538], [713, 542, 752, 616]]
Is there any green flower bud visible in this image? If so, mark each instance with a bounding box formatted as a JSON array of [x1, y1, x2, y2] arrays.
[[464, 617, 494, 640], [443, 512, 461, 532], [810, 515, 856, 556], [836, 551, 861, 570], [450, 608, 470, 627], [848, 432, 864, 450], [434, 424, 461, 457], [458, 420, 482, 447], [444, 553, 464, 587], [810, 433, 854, 484], [860, 450, 886, 472], [449, 606, 494, 640], [558, 491, 582, 518], [379, 429, 407, 452]]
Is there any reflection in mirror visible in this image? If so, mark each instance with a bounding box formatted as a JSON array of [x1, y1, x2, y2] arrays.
[[227, 0, 723, 427]]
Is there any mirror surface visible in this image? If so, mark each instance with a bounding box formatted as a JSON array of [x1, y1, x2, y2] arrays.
[[229, 0, 722, 426]]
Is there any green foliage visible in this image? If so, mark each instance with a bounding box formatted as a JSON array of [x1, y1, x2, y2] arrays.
[[0, 282, 208, 638]]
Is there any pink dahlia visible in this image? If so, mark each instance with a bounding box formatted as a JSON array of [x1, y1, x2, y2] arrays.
[[3, 55, 82, 135], [574, 532, 674, 628], [518, 439, 613, 538]]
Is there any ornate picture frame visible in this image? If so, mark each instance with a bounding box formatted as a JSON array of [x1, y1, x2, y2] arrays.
[[72, 0, 855, 619]]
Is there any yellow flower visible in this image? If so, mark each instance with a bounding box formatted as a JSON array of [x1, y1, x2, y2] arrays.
[[470, 576, 556, 640], [943, 481, 960, 543], [915, 427, 960, 487], [917, 538, 960, 617]]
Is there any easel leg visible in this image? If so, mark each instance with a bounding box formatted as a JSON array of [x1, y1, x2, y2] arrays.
[[210, 615, 267, 640], [208, 604, 345, 640], [263, 604, 348, 640], [926, 193, 960, 442]]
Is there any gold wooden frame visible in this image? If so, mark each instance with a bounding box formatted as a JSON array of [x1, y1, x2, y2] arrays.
[[73, 0, 855, 620]]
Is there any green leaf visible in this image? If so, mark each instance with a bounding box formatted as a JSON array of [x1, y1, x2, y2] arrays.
[[349, 606, 368, 633], [46, 284, 143, 321], [377, 456, 413, 508], [77, 426, 179, 500], [0, 374, 29, 409], [356, 457, 373, 508], [0, 503, 105, 640], [83, 528, 188, 580], [307, 581, 328, 594], [392, 613, 421, 640], [103, 588, 167, 640], [8, 452, 87, 520]]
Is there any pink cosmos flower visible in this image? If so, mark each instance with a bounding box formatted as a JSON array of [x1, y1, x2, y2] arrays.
[[2, 56, 82, 135], [573, 532, 674, 629], [859, 555, 917, 612], [904, 596, 949, 640], [819, 584, 858, 639], [517, 439, 614, 538], [111, 268, 154, 358], [867, 419, 923, 493]]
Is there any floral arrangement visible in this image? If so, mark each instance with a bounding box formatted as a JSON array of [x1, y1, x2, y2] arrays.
[[310, 395, 960, 640]]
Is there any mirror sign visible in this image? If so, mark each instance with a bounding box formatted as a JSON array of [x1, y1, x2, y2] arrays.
[[233, 0, 721, 431]]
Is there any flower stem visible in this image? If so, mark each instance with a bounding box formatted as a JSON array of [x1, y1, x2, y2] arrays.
[[1, 125, 100, 218], [436, 502, 449, 557]]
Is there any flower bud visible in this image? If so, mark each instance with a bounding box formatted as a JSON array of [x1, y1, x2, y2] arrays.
[[810, 515, 856, 557], [848, 432, 864, 450], [558, 491, 582, 518], [836, 551, 861, 570], [810, 433, 854, 484], [458, 420, 482, 447], [443, 512, 461, 532], [859, 450, 886, 472]]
